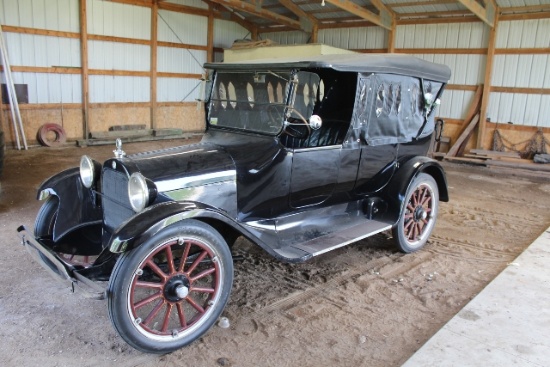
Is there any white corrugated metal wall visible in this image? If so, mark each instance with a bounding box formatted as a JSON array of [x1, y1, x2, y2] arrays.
[[260, 18, 550, 128], [489, 19, 550, 127], [0, 0, 250, 106], [2, 0, 548, 129], [0, 0, 81, 103]]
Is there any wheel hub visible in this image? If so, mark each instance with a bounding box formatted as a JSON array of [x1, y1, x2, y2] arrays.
[[413, 206, 427, 222], [163, 274, 190, 302]]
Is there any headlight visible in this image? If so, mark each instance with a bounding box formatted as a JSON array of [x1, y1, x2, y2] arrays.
[[80, 155, 96, 188], [128, 172, 149, 212]]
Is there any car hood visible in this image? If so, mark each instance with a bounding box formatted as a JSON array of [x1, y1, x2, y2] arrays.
[[122, 142, 236, 193]]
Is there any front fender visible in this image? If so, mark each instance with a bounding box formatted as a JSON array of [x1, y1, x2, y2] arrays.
[[37, 168, 102, 240], [381, 156, 448, 224], [109, 201, 239, 253]]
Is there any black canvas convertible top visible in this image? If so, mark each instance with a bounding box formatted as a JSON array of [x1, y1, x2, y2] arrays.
[[205, 53, 451, 83]]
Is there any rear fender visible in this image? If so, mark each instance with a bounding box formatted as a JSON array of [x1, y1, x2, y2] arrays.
[[109, 201, 241, 253], [37, 167, 102, 240], [381, 156, 448, 224]]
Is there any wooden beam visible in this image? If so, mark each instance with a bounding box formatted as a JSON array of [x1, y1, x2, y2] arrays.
[[207, 0, 301, 30], [157, 41, 208, 51], [1, 65, 81, 74], [310, 23, 318, 43], [499, 11, 550, 21], [151, 2, 158, 130], [495, 47, 550, 55], [207, 5, 215, 62], [387, 0, 456, 8], [490, 86, 550, 95], [397, 10, 472, 19], [395, 47, 487, 54], [456, 0, 496, 27], [446, 84, 478, 91], [317, 20, 377, 30], [476, 10, 499, 149], [446, 114, 480, 157], [322, 0, 392, 30], [387, 26, 395, 53], [1, 25, 79, 39], [79, 0, 89, 141], [158, 1, 210, 17], [397, 16, 480, 25], [277, 0, 317, 33]]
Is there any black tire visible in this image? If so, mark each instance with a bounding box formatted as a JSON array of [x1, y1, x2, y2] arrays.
[[392, 173, 439, 253], [107, 219, 233, 354], [34, 196, 59, 237], [0, 130, 5, 177]]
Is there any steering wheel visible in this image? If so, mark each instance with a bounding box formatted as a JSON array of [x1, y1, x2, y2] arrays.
[[283, 118, 311, 138]]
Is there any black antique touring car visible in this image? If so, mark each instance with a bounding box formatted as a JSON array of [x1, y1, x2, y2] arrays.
[[18, 53, 450, 353]]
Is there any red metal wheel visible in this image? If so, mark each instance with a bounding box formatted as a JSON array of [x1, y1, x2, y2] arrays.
[[129, 238, 221, 338], [107, 220, 233, 353], [392, 173, 439, 253]]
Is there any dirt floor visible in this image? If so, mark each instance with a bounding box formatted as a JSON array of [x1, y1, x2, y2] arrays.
[[1, 139, 550, 367]]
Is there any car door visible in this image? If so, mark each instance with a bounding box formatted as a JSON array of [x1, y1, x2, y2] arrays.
[[289, 146, 341, 208]]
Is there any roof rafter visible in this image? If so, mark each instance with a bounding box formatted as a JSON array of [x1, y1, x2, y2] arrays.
[[207, 0, 302, 30], [322, 0, 393, 30], [456, 0, 497, 27], [277, 0, 318, 32]]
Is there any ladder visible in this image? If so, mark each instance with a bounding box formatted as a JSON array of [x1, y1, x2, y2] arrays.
[[0, 22, 27, 150]]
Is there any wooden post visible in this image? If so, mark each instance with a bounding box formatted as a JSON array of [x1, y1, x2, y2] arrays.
[[207, 5, 214, 62], [151, 1, 158, 130], [79, 0, 89, 140], [251, 27, 258, 41], [476, 10, 499, 149], [311, 24, 318, 44], [387, 26, 395, 53]]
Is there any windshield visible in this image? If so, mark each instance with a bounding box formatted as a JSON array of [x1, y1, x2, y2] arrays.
[[208, 71, 291, 135]]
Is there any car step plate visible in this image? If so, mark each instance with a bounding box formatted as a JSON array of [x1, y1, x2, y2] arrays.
[[291, 220, 391, 257]]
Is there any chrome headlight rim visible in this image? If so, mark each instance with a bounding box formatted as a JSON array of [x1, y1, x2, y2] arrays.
[[80, 155, 96, 189], [128, 172, 149, 213]]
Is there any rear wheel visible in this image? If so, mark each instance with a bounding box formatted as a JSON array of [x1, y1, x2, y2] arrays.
[[392, 173, 439, 253], [107, 219, 233, 354]]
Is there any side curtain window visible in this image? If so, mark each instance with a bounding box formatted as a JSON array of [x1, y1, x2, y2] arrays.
[[354, 73, 444, 145]]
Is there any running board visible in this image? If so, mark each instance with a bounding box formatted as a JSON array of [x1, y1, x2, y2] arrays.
[[291, 220, 391, 257]]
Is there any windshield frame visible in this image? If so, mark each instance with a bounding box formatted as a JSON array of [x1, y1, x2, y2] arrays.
[[206, 69, 294, 136]]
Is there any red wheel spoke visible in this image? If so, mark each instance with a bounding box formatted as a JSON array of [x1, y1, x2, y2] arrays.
[[161, 303, 173, 332], [186, 296, 205, 314], [135, 280, 163, 290], [191, 286, 215, 294], [412, 191, 419, 206], [421, 195, 432, 206], [178, 242, 191, 273], [419, 187, 427, 205], [404, 218, 414, 231], [186, 251, 208, 276], [176, 303, 187, 328], [190, 267, 216, 282], [404, 213, 413, 219], [165, 245, 176, 275], [143, 299, 166, 326], [134, 291, 162, 310], [407, 204, 415, 212], [146, 260, 168, 280]]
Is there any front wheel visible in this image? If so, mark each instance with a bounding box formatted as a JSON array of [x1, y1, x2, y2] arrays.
[[107, 219, 233, 354], [392, 173, 439, 253]]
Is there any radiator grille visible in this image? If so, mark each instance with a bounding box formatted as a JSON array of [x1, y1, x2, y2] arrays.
[[102, 169, 134, 230]]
